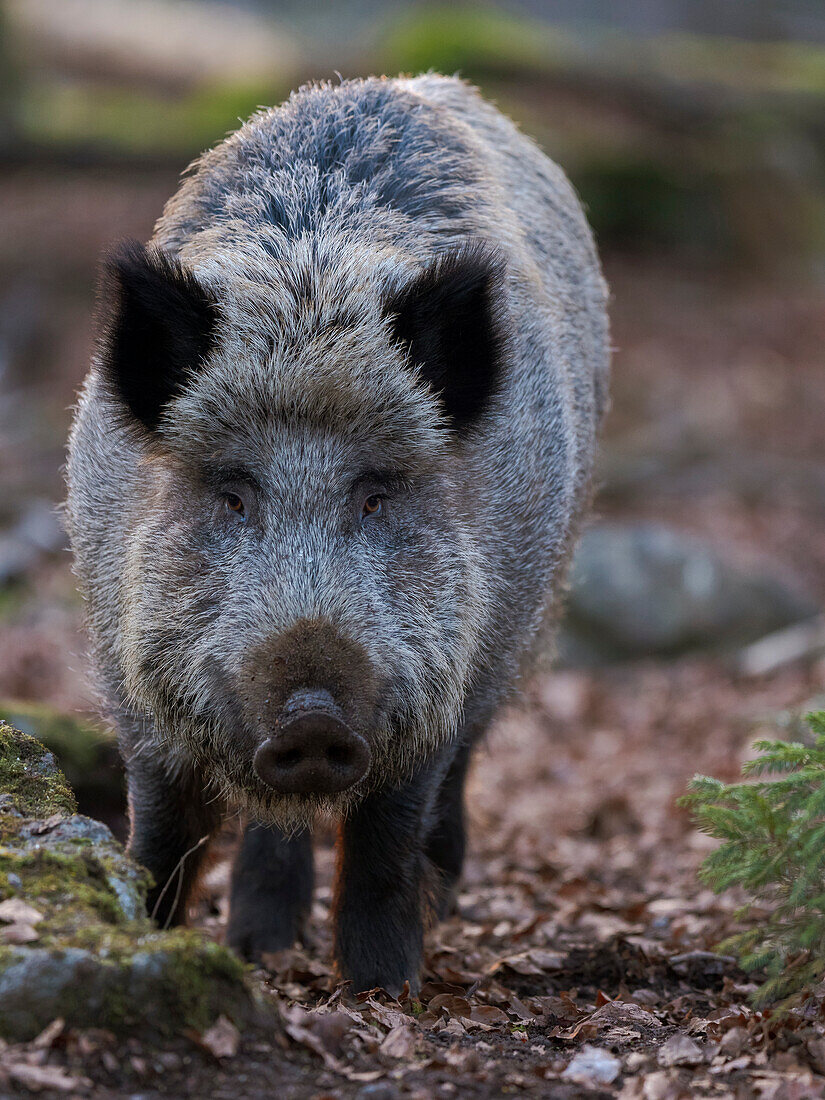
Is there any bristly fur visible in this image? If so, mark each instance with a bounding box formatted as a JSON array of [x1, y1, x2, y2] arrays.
[[385, 241, 506, 431], [65, 74, 610, 990], [100, 240, 219, 432]]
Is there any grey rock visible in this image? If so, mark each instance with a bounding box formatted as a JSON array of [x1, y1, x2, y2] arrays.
[[0, 941, 252, 1040], [18, 815, 114, 845], [0, 534, 38, 587], [657, 1032, 705, 1067], [560, 522, 819, 663], [14, 498, 66, 554], [0, 499, 65, 586], [16, 814, 146, 920], [0, 722, 256, 1040]]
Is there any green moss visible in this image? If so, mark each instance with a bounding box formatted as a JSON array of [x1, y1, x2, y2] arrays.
[[135, 929, 250, 1033], [0, 847, 128, 932], [0, 585, 27, 622], [0, 723, 258, 1041], [572, 157, 731, 255], [637, 30, 825, 97], [0, 723, 76, 817], [0, 929, 254, 1039], [0, 839, 254, 1038], [0, 701, 123, 818]]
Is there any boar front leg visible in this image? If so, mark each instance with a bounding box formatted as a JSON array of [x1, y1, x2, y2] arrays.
[[126, 752, 222, 928], [226, 824, 314, 962], [333, 751, 450, 994], [426, 739, 472, 918]]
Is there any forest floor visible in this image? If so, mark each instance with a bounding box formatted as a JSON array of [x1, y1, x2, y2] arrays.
[[1, 166, 825, 1096], [3, 656, 825, 1098]]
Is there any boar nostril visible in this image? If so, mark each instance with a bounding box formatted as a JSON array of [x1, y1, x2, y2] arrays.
[[326, 744, 350, 767], [253, 696, 371, 795], [274, 747, 302, 770]]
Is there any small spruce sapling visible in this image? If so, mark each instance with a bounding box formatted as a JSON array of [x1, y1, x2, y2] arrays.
[[683, 710, 825, 1011]]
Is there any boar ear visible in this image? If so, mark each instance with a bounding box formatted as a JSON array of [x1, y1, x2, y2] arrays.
[[99, 240, 218, 432], [386, 242, 506, 432]]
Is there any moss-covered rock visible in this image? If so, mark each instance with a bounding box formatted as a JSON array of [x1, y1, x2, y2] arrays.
[[0, 935, 250, 1040], [0, 721, 76, 817], [0, 701, 123, 822], [0, 722, 260, 1041]]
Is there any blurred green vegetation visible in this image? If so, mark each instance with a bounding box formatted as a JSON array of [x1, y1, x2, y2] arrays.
[[379, 5, 572, 79], [572, 160, 727, 254], [381, 5, 825, 96], [380, 5, 825, 266], [685, 712, 825, 1014], [17, 79, 285, 158], [0, 5, 19, 139], [1, 1, 823, 268]]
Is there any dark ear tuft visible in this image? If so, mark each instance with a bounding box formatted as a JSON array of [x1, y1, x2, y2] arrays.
[[98, 240, 218, 432], [385, 242, 506, 432]]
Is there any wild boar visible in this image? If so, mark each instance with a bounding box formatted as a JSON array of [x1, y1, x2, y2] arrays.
[[65, 74, 609, 992]]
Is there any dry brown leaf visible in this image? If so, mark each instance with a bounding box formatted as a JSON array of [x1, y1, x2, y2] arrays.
[[632, 1068, 682, 1099], [1, 923, 39, 944], [415, 1011, 441, 1028], [508, 996, 537, 1021], [22, 814, 66, 835], [564, 998, 660, 1040], [31, 1018, 64, 1050], [0, 899, 44, 925], [418, 981, 466, 1002], [718, 1026, 749, 1057], [362, 996, 410, 1030], [440, 1018, 466, 1039], [590, 1000, 660, 1029], [437, 966, 482, 985], [281, 1006, 349, 1074], [101, 1051, 118, 1074], [333, 1004, 373, 1030], [7, 1062, 91, 1093], [806, 1037, 825, 1075], [657, 1033, 705, 1067], [706, 1006, 752, 1035], [427, 994, 473, 1020], [709, 1055, 753, 1076], [379, 1025, 417, 1059], [469, 1005, 509, 1027], [686, 1019, 713, 1039], [496, 948, 565, 976], [200, 1015, 240, 1060], [261, 947, 328, 982], [531, 994, 581, 1020], [606, 1026, 651, 1045]]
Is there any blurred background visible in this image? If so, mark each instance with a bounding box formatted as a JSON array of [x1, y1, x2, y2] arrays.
[[1, 0, 824, 831]]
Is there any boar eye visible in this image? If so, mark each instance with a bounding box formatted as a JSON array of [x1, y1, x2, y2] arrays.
[[361, 494, 383, 519], [222, 492, 246, 519]]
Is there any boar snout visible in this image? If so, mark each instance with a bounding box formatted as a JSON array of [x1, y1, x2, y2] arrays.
[[254, 688, 371, 794]]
